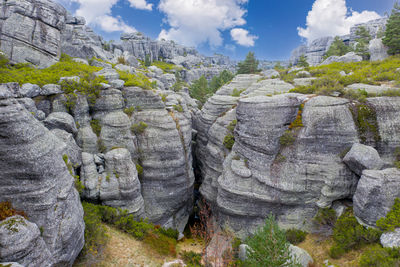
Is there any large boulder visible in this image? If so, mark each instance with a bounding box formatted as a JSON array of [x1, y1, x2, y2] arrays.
[[380, 229, 400, 248], [369, 39, 389, 61], [343, 143, 385, 175], [320, 52, 362, 65], [354, 168, 400, 227], [0, 98, 84, 265], [43, 112, 78, 135], [0, 216, 52, 267], [289, 245, 313, 267]]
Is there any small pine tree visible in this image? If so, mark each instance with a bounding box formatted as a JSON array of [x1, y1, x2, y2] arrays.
[[324, 36, 352, 59], [189, 75, 210, 104], [355, 26, 372, 60], [237, 52, 259, 74], [244, 214, 301, 267], [144, 54, 151, 67], [297, 55, 309, 67], [383, 2, 400, 55]]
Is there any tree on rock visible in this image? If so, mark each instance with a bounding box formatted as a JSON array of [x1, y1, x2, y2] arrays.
[[324, 36, 351, 59], [297, 55, 309, 68], [355, 26, 372, 60], [237, 52, 259, 74], [383, 2, 400, 55]]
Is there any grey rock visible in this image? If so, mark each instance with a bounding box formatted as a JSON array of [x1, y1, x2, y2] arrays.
[[93, 89, 125, 119], [238, 244, 250, 261], [91, 59, 112, 69], [289, 245, 313, 267], [72, 58, 89, 65], [35, 99, 51, 117], [345, 83, 394, 94], [109, 79, 125, 89], [114, 64, 135, 73], [41, 84, 62, 96], [16, 98, 44, 121], [262, 69, 280, 78], [51, 129, 82, 166], [95, 68, 120, 81], [296, 71, 311, 78], [59, 76, 80, 84], [343, 143, 385, 175], [0, 263, 24, 267], [76, 126, 98, 154], [149, 66, 164, 76], [306, 37, 334, 66], [350, 18, 388, 43], [354, 168, 400, 226], [369, 39, 389, 61], [160, 74, 176, 90], [293, 78, 317, 87], [380, 228, 400, 248], [51, 94, 68, 113], [20, 83, 41, 98], [44, 112, 78, 135], [0, 216, 52, 267], [0, 83, 19, 99], [0, 98, 84, 265], [242, 78, 294, 97], [320, 52, 362, 65]]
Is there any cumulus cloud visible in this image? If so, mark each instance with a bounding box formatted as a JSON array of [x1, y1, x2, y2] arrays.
[[230, 28, 257, 46], [158, 0, 255, 47], [62, 0, 136, 33], [127, 0, 153, 11], [298, 0, 381, 42]]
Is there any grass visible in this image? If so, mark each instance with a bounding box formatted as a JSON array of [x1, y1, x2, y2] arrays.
[[117, 70, 156, 90], [151, 61, 182, 73]]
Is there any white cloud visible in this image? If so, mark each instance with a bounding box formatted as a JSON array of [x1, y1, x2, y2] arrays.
[[127, 0, 153, 10], [158, 0, 251, 47], [62, 0, 136, 33], [298, 0, 381, 42], [230, 28, 257, 46]]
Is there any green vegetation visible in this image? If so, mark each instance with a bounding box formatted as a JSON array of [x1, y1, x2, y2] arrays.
[[244, 214, 301, 267], [0, 201, 27, 221], [354, 26, 372, 60], [124, 106, 135, 117], [144, 54, 152, 67], [136, 163, 144, 176], [314, 207, 337, 226], [324, 36, 352, 59], [285, 228, 308, 245], [376, 198, 400, 231], [383, 2, 400, 55], [80, 202, 178, 259], [237, 52, 259, 74], [360, 245, 400, 267], [289, 56, 400, 98], [181, 251, 203, 267], [223, 134, 235, 150], [231, 88, 245, 97], [117, 70, 156, 90], [117, 56, 127, 65], [329, 209, 381, 259], [350, 104, 380, 144], [131, 122, 148, 135], [189, 70, 234, 104], [63, 154, 84, 194], [289, 104, 304, 129], [152, 61, 181, 73], [297, 55, 309, 68], [90, 119, 102, 137], [227, 119, 237, 132], [173, 104, 183, 112], [279, 130, 295, 147]]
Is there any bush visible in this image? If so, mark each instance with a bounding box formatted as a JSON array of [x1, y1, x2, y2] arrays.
[[279, 130, 295, 147], [124, 106, 135, 117], [376, 198, 400, 231], [227, 120, 237, 132], [231, 88, 245, 97], [223, 134, 235, 150], [173, 104, 183, 112], [297, 55, 309, 68], [360, 245, 400, 267], [131, 122, 148, 134], [285, 229, 307, 245], [0, 201, 27, 221], [314, 208, 337, 226], [80, 202, 108, 258], [244, 214, 301, 267], [90, 119, 102, 137], [136, 163, 143, 176], [383, 2, 400, 55], [117, 56, 126, 65], [152, 61, 181, 73], [144, 231, 177, 256], [329, 209, 381, 259], [156, 227, 179, 240], [237, 52, 259, 74], [117, 70, 154, 90], [350, 104, 380, 144], [181, 251, 203, 267]]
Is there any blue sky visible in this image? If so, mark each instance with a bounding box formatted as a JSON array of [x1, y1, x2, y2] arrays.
[[57, 0, 396, 61]]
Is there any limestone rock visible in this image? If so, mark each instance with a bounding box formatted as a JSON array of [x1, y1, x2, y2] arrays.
[[0, 216, 52, 267], [289, 245, 313, 267], [343, 143, 385, 175], [369, 39, 389, 61], [320, 52, 362, 65], [262, 69, 280, 78], [380, 228, 400, 248], [354, 168, 400, 227], [41, 84, 62, 96], [44, 112, 78, 135], [51, 129, 82, 166], [0, 98, 84, 265], [20, 83, 41, 98], [345, 83, 393, 94], [95, 68, 120, 81]]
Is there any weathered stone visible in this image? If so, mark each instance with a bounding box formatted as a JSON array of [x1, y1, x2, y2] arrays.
[[0, 83, 19, 99], [95, 68, 120, 81], [20, 83, 41, 98], [51, 129, 82, 166], [369, 39, 389, 61], [59, 76, 80, 84], [320, 52, 362, 65], [354, 168, 400, 227], [343, 143, 385, 175], [44, 112, 78, 135], [289, 245, 313, 267], [41, 84, 62, 96], [109, 79, 125, 89], [380, 228, 400, 248]]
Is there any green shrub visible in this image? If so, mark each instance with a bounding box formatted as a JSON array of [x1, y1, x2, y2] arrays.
[[181, 251, 203, 267], [279, 130, 295, 147], [136, 163, 143, 176], [231, 88, 245, 97], [173, 104, 183, 112], [0, 201, 27, 221], [329, 209, 381, 259], [117, 70, 154, 90], [90, 119, 102, 137], [285, 229, 307, 245], [80, 202, 108, 258], [124, 106, 135, 117], [314, 208, 337, 226], [223, 134, 235, 150], [237, 52, 259, 74], [360, 245, 400, 267], [350, 104, 380, 144], [152, 61, 182, 73], [244, 214, 301, 267], [131, 122, 148, 134], [376, 198, 400, 231], [97, 139, 107, 153], [227, 120, 237, 132], [156, 227, 179, 240], [63, 154, 84, 194], [297, 55, 309, 68]]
